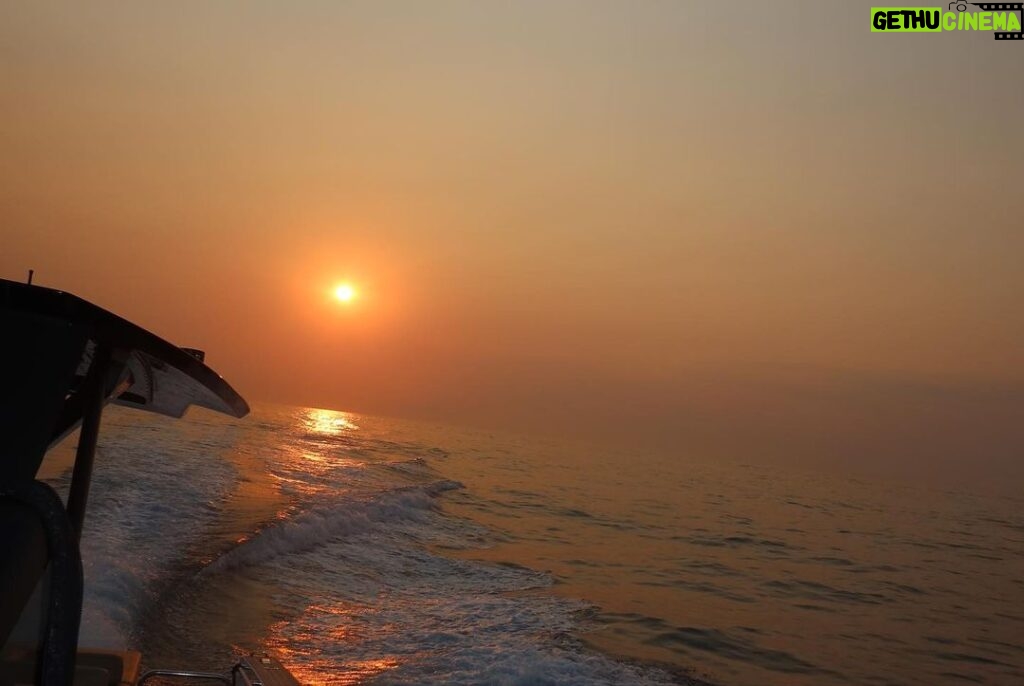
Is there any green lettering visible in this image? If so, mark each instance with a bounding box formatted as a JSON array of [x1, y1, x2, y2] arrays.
[[943, 12, 957, 30], [1009, 13, 1022, 31], [871, 7, 945, 32], [978, 13, 992, 31], [964, 12, 978, 30]]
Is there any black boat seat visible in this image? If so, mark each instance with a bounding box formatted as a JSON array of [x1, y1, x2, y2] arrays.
[[0, 481, 83, 686], [0, 499, 49, 650]]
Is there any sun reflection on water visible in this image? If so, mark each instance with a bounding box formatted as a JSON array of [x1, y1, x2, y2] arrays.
[[306, 408, 359, 435], [264, 606, 401, 685], [248, 408, 404, 683], [265, 408, 367, 496]]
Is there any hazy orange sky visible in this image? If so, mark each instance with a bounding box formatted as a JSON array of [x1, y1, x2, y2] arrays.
[[2, 2, 1021, 489]]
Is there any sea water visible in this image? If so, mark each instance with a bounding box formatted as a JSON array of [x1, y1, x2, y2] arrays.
[[42, 405, 1023, 685]]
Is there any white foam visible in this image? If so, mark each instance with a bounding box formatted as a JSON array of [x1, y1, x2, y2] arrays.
[[66, 409, 239, 647], [203, 480, 465, 574]]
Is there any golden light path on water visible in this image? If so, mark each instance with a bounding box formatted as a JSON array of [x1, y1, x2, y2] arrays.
[[265, 408, 364, 496], [258, 407, 407, 683], [307, 407, 360, 435], [265, 614, 400, 685]]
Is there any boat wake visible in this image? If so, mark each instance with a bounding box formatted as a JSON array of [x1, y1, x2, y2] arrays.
[[204, 479, 468, 573], [51, 406, 696, 685]]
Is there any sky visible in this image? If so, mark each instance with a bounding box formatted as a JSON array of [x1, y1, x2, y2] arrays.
[[2, 2, 1021, 490]]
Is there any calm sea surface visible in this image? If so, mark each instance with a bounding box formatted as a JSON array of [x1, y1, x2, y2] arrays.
[[43, 404, 1023, 685]]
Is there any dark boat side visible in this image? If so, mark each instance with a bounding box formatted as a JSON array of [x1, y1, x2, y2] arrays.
[[0, 277, 297, 686]]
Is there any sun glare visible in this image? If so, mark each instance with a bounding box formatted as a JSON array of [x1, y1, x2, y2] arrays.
[[333, 283, 356, 303]]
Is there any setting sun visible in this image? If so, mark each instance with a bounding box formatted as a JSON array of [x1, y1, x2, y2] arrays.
[[333, 284, 356, 303], [333, 283, 356, 303]]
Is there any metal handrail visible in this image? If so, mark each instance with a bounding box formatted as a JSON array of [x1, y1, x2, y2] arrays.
[[137, 668, 233, 685]]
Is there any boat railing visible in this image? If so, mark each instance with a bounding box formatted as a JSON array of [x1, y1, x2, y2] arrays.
[[137, 667, 234, 685], [137, 657, 286, 686]]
